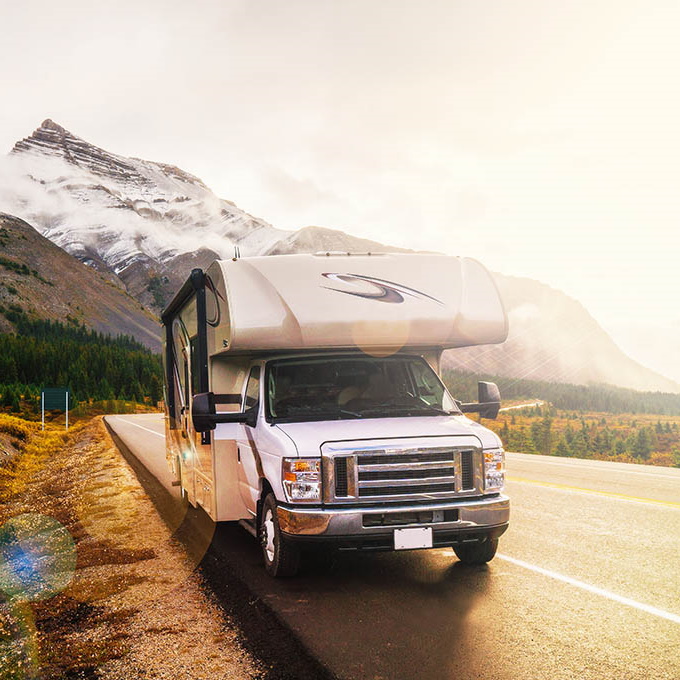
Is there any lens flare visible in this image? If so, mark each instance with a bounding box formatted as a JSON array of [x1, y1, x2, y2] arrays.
[[0, 514, 76, 602]]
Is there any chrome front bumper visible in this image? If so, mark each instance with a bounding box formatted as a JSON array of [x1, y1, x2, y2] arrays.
[[277, 494, 509, 539]]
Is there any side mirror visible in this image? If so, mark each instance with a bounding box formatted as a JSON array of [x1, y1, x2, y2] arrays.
[[192, 392, 217, 432], [192, 392, 258, 432], [460, 381, 501, 419], [477, 381, 501, 419], [478, 381, 500, 404]]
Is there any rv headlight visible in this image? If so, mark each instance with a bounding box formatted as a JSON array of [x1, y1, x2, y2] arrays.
[[484, 448, 505, 491], [282, 458, 321, 502]]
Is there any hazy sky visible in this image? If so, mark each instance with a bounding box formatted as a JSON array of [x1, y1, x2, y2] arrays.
[[1, 0, 679, 378]]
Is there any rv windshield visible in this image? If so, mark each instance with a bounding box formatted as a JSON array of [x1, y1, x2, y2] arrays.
[[266, 355, 459, 422]]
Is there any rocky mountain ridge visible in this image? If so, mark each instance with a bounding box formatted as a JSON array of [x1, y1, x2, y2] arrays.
[[4, 119, 289, 309]]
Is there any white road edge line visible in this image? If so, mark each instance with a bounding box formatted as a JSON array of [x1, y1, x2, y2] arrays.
[[497, 554, 680, 625], [506, 455, 678, 480], [109, 416, 164, 438], [507, 478, 680, 509]]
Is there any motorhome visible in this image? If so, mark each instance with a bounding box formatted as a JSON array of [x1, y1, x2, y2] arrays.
[[162, 253, 509, 577]]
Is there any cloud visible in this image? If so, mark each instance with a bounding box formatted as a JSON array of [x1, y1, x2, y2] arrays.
[[258, 165, 346, 227]]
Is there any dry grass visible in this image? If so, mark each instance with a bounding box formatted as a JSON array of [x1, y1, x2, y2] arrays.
[[0, 416, 260, 680]]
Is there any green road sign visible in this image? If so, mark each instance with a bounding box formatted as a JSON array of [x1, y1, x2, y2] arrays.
[[42, 388, 68, 410], [41, 388, 70, 430]]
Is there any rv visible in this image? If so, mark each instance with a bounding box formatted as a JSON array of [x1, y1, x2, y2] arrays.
[[162, 253, 509, 577]]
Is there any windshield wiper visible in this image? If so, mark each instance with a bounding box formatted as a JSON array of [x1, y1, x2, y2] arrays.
[[274, 407, 364, 421], [338, 409, 364, 418], [361, 402, 454, 417], [409, 405, 453, 416]]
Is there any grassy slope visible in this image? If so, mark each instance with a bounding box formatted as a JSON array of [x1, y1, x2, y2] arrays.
[[0, 213, 161, 351]]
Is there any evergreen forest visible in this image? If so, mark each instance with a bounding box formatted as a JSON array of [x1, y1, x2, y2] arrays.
[[0, 317, 162, 414], [444, 370, 680, 467], [444, 369, 680, 415]]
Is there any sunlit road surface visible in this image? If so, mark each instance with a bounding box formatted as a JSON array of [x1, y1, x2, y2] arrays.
[[105, 414, 680, 680]]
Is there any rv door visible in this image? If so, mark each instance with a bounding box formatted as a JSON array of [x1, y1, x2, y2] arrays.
[[181, 347, 191, 434], [237, 365, 261, 515], [170, 317, 197, 504]]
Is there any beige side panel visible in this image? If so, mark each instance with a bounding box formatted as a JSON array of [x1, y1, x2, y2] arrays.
[[210, 356, 251, 399], [214, 440, 250, 521], [194, 470, 214, 517], [210, 355, 251, 521]]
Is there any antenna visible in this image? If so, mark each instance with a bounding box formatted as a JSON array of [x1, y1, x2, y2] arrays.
[[233, 245, 241, 261]]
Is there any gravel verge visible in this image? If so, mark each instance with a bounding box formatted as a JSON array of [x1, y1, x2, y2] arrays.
[[0, 417, 261, 680]]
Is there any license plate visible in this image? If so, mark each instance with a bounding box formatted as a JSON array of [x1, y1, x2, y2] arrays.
[[394, 527, 433, 550]]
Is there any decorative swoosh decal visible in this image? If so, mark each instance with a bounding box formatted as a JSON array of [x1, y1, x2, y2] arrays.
[[205, 274, 225, 327], [321, 273, 444, 305]]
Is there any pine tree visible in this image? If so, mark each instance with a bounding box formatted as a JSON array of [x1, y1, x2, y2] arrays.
[[5, 385, 21, 412], [570, 431, 589, 459], [149, 375, 162, 404], [632, 428, 652, 459], [554, 436, 571, 458], [672, 447, 680, 468]]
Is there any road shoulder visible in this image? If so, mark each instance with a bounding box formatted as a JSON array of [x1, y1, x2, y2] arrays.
[[0, 416, 261, 679]]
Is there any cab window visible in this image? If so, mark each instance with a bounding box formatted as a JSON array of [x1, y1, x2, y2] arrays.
[[244, 366, 261, 412]]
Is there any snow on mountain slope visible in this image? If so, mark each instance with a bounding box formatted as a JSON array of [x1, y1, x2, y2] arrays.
[[1, 119, 289, 308]]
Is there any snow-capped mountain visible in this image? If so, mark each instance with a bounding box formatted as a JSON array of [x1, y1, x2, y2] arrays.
[[2, 119, 289, 308]]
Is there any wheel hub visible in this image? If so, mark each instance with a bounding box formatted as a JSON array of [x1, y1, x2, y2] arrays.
[[262, 509, 275, 563]]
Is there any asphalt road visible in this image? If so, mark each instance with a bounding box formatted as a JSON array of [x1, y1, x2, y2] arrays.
[[105, 414, 680, 680]]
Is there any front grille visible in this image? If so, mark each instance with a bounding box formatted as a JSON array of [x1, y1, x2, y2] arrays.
[[359, 467, 453, 481], [355, 446, 456, 501], [335, 457, 348, 496], [460, 450, 474, 490], [359, 450, 452, 466], [358, 482, 456, 497], [324, 443, 481, 504]]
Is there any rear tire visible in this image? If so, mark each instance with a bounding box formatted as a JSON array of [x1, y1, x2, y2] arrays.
[[259, 493, 300, 577], [453, 538, 498, 565]]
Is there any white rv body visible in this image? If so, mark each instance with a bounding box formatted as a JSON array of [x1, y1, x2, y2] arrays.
[[163, 253, 510, 576]]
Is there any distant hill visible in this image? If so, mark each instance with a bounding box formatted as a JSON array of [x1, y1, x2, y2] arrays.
[[265, 225, 412, 255], [0, 213, 160, 350], [443, 368, 680, 415], [444, 273, 680, 394], [2, 119, 678, 393]]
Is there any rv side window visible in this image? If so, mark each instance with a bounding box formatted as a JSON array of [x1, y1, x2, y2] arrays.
[[190, 336, 200, 396], [244, 367, 260, 411], [172, 318, 189, 413], [182, 351, 190, 409]]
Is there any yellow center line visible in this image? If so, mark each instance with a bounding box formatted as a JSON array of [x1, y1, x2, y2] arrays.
[[506, 476, 680, 509]]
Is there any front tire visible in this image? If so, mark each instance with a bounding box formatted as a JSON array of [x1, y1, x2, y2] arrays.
[[453, 538, 498, 565], [259, 493, 300, 577]]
